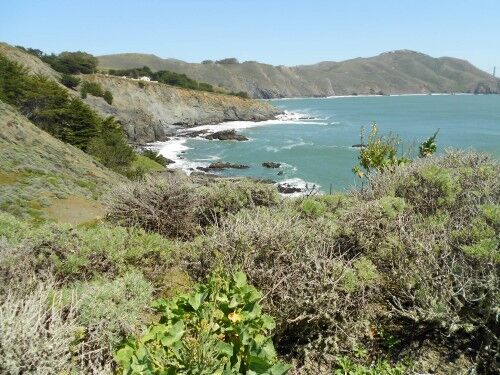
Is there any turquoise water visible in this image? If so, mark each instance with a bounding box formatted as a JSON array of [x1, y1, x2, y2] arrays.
[[170, 95, 500, 191]]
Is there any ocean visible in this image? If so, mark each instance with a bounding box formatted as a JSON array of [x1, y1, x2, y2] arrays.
[[158, 95, 500, 192]]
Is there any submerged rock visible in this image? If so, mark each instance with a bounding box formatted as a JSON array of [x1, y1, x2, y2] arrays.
[[351, 143, 366, 148], [262, 161, 281, 168], [208, 162, 250, 170], [205, 130, 248, 141]]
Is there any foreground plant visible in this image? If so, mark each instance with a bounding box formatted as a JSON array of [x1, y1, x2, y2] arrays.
[[116, 271, 290, 375]]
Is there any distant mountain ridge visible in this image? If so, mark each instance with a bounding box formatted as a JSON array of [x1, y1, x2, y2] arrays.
[[98, 50, 500, 98]]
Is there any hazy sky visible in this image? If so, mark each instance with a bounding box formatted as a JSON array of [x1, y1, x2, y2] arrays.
[[1, 0, 498, 73]]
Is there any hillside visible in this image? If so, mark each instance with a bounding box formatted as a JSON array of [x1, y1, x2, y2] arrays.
[[0, 101, 123, 223], [80, 74, 280, 143], [99, 50, 500, 98], [0, 43, 280, 143]]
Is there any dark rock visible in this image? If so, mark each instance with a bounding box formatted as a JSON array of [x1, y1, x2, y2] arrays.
[[351, 143, 366, 148], [262, 161, 281, 169], [179, 130, 209, 138], [205, 130, 248, 141], [277, 171, 284, 176], [164, 158, 175, 165], [196, 166, 210, 172], [208, 162, 250, 170], [277, 184, 302, 194]]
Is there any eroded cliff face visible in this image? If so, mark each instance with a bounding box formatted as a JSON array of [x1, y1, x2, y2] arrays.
[[81, 75, 280, 143]]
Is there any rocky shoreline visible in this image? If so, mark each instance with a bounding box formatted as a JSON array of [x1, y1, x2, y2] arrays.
[[144, 111, 319, 195]]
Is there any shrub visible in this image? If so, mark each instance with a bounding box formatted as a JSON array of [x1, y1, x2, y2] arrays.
[[103, 90, 113, 105], [141, 149, 170, 166], [105, 176, 280, 238], [198, 179, 280, 225], [299, 198, 327, 218], [188, 207, 373, 363], [105, 174, 201, 239], [44, 51, 98, 74], [0, 213, 174, 287], [0, 283, 78, 375], [87, 117, 135, 173], [60, 73, 81, 89], [115, 271, 290, 375], [419, 130, 439, 158], [352, 123, 410, 178], [75, 272, 153, 349], [80, 80, 104, 98]]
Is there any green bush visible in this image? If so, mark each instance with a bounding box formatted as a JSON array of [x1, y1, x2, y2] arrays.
[[75, 272, 153, 348], [333, 356, 406, 375], [0, 213, 174, 288], [80, 80, 104, 98], [43, 51, 98, 74], [60, 73, 81, 89], [199, 179, 280, 225], [141, 149, 170, 167], [87, 117, 135, 173], [116, 271, 290, 375], [103, 90, 113, 105]]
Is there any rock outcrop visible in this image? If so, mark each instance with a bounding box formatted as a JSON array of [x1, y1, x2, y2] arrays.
[[208, 162, 250, 170], [262, 162, 281, 168], [205, 130, 248, 141]]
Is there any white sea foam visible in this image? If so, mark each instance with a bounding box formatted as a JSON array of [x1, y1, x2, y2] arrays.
[[155, 111, 323, 175], [277, 178, 321, 197], [281, 139, 313, 150], [185, 111, 323, 134], [156, 138, 209, 174]]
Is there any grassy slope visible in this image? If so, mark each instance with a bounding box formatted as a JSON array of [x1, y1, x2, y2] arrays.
[[98, 49, 500, 98], [0, 101, 124, 223]]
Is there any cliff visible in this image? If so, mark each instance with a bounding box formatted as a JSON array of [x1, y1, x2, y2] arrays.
[[80, 74, 280, 143], [99, 50, 500, 98], [0, 42, 280, 143]]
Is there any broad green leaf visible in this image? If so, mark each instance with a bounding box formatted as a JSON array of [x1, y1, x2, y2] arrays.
[[161, 321, 185, 347], [248, 355, 272, 373], [188, 292, 204, 311], [261, 315, 276, 330], [216, 341, 234, 357], [269, 362, 292, 375], [233, 271, 247, 287]]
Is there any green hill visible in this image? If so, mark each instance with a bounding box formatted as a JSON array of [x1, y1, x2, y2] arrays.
[[99, 49, 500, 98], [0, 101, 123, 223]]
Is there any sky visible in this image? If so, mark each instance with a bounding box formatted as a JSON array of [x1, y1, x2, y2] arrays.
[[1, 0, 499, 73]]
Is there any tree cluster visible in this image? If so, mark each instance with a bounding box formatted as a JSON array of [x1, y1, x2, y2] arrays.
[[0, 54, 130, 172]]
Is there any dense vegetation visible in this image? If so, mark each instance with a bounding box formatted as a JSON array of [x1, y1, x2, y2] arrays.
[[107, 65, 216, 92], [1, 45, 499, 375], [1, 149, 498, 374], [107, 65, 249, 97], [16, 46, 98, 74], [0, 53, 134, 174]]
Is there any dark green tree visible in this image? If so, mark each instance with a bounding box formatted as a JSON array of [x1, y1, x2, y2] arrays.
[[87, 117, 134, 172], [61, 98, 100, 150]]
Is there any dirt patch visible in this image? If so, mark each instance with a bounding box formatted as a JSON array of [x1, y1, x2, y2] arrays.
[[43, 195, 105, 225], [0, 172, 21, 185]]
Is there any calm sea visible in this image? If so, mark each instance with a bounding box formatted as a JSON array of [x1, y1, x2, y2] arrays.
[[160, 95, 500, 191]]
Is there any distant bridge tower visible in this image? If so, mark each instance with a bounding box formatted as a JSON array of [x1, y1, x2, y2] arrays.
[[494, 66, 496, 78]]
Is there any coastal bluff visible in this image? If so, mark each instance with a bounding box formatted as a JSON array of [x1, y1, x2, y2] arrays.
[[0, 42, 280, 144], [81, 74, 280, 143]]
